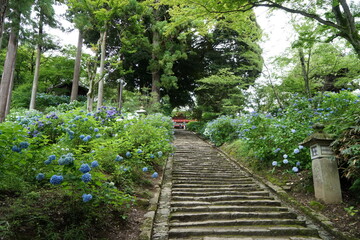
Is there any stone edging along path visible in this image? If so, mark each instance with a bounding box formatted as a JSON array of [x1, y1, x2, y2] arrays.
[[140, 130, 354, 240]]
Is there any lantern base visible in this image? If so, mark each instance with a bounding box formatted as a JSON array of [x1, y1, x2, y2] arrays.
[[312, 157, 342, 204]]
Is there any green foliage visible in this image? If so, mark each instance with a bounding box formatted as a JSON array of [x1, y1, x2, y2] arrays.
[[198, 90, 360, 174], [203, 116, 242, 146], [196, 69, 247, 118], [309, 200, 325, 211], [186, 121, 206, 134], [0, 104, 174, 239], [344, 206, 359, 216]]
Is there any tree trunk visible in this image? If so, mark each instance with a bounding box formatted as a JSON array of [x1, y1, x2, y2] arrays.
[[6, 57, 16, 115], [29, 44, 42, 110], [29, 15, 44, 110], [298, 48, 311, 98], [71, 30, 83, 101], [96, 30, 106, 110], [0, 0, 8, 47], [0, 26, 18, 122], [117, 79, 125, 111], [151, 29, 161, 103]]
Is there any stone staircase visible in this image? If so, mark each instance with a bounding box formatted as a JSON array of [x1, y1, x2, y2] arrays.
[[152, 130, 325, 240]]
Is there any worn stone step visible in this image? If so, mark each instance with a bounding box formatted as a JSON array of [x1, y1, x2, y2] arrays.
[[172, 195, 274, 202], [171, 187, 262, 192], [170, 212, 298, 221], [171, 199, 282, 207], [172, 180, 254, 185], [170, 218, 307, 228], [172, 175, 250, 180], [172, 183, 258, 188], [172, 191, 269, 197], [172, 205, 289, 213], [169, 237, 322, 240], [168, 227, 319, 238]]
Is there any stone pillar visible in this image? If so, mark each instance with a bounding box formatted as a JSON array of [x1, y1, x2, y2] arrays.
[[312, 157, 342, 203], [301, 123, 342, 204]]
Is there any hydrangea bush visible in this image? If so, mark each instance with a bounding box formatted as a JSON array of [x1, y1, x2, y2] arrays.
[[201, 90, 360, 174], [1, 105, 174, 218]]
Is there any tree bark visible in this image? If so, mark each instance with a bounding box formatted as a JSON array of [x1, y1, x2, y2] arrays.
[[6, 56, 16, 115], [298, 48, 311, 98], [71, 30, 83, 101], [96, 30, 106, 110], [117, 79, 124, 111], [0, 0, 8, 47], [151, 29, 161, 103], [0, 26, 18, 122]]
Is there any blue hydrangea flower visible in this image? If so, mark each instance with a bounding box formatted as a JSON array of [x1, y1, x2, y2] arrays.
[[36, 173, 45, 181], [126, 152, 131, 158], [91, 161, 99, 168], [137, 149, 143, 154], [48, 155, 56, 161], [149, 154, 155, 159], [79, 164, 91, 173], [58, 153, 74, 165], [157, 151, 163, 157], [283, 159, 289, 164], [82, 193, 93, 202], [273, 148, 281, 153], [12, 146, 21, 153], [291, 129, 296, 133], [19, 142, 29, 149], [80, 134, 85, 139], [142, 167, 148, 172], [299, 145, 304, 150], [74, 116, 81, 120], [44, 159, 52, 165], [115, 155, 123, 162], [50, 175, 63, 185], [294, 148, 300, 154], [81, 173, 92, 183], [296, 161, 301, 166], [283, 154, 288, 159], [292, 167, 299, 173], [95, 134, 101, 138], [272, 161, 277, 166], [151, 172, 159, 178], [94, 128, 99, 132], [83, 135, 91, 142]]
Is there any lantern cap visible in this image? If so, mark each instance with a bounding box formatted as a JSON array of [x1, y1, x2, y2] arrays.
[[300, 123, 334, 147]]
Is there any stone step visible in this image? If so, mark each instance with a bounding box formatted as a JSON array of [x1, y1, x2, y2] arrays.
[[171, 187, 262, 192], [170, 211, 298, 221], [170, 218, 307, 228], [171, 191, 269, 197], [172, 183, 258, 188], [172, 176, 250, 180], [169, 237, 322, 240], [168, 227, 320, 238], [171, 195, 274, 202], [172, 180, 254, 185], [152, 130, 324, 240], [171, 199, 282, 207], [171, 205, 289, 213]]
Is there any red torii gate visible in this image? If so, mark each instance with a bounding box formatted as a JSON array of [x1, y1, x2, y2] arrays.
[[172, 118, 196, 129]]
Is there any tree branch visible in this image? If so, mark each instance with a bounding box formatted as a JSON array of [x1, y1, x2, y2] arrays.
[[251, 1, 341, 30]]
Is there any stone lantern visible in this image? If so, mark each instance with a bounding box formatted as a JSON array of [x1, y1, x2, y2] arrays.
[[300, 123, 342, 204], [135, 106, 147, 116]]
